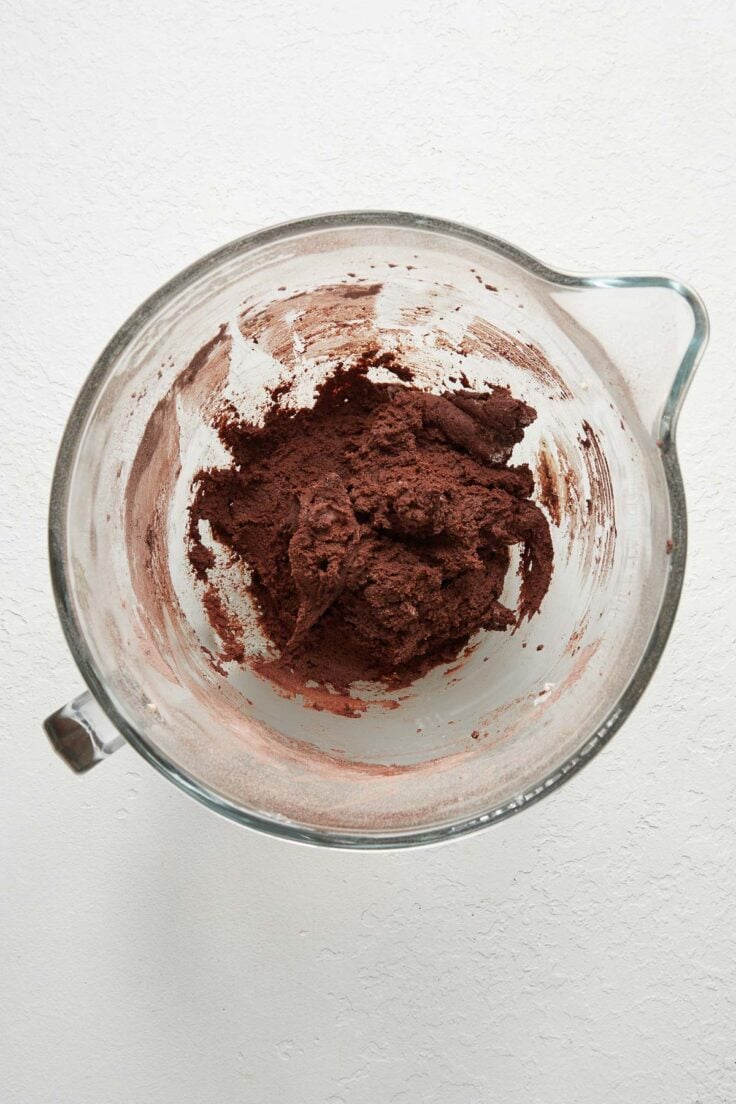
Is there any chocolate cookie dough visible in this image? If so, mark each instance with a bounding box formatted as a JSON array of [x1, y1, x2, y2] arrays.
[[187, 358, 553, 691]]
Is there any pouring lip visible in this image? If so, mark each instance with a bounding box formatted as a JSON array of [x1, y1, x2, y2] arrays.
[[47, 209, 710, 850]]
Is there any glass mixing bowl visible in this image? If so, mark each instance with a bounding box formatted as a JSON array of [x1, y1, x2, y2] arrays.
[[44, 211, 708, 847]]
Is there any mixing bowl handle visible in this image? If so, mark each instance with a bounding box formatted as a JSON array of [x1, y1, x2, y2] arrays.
[[558, 275, 709, 441], [44, 691, 125, 772]]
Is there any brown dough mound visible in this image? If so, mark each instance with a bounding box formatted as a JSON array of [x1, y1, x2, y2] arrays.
[[188, 361, 553, 691]]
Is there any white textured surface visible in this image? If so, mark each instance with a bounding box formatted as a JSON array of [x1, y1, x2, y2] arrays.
[[2, 1, 735, 1100]]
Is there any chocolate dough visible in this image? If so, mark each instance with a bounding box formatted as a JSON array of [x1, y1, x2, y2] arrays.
[[188, 360, 553, 691]]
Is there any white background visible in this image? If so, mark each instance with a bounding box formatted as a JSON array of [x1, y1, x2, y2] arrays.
[[2, 2, 736, 1101]]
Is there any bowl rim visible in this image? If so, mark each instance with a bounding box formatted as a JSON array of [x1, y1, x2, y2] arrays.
[[48, 209, 710, 849]]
